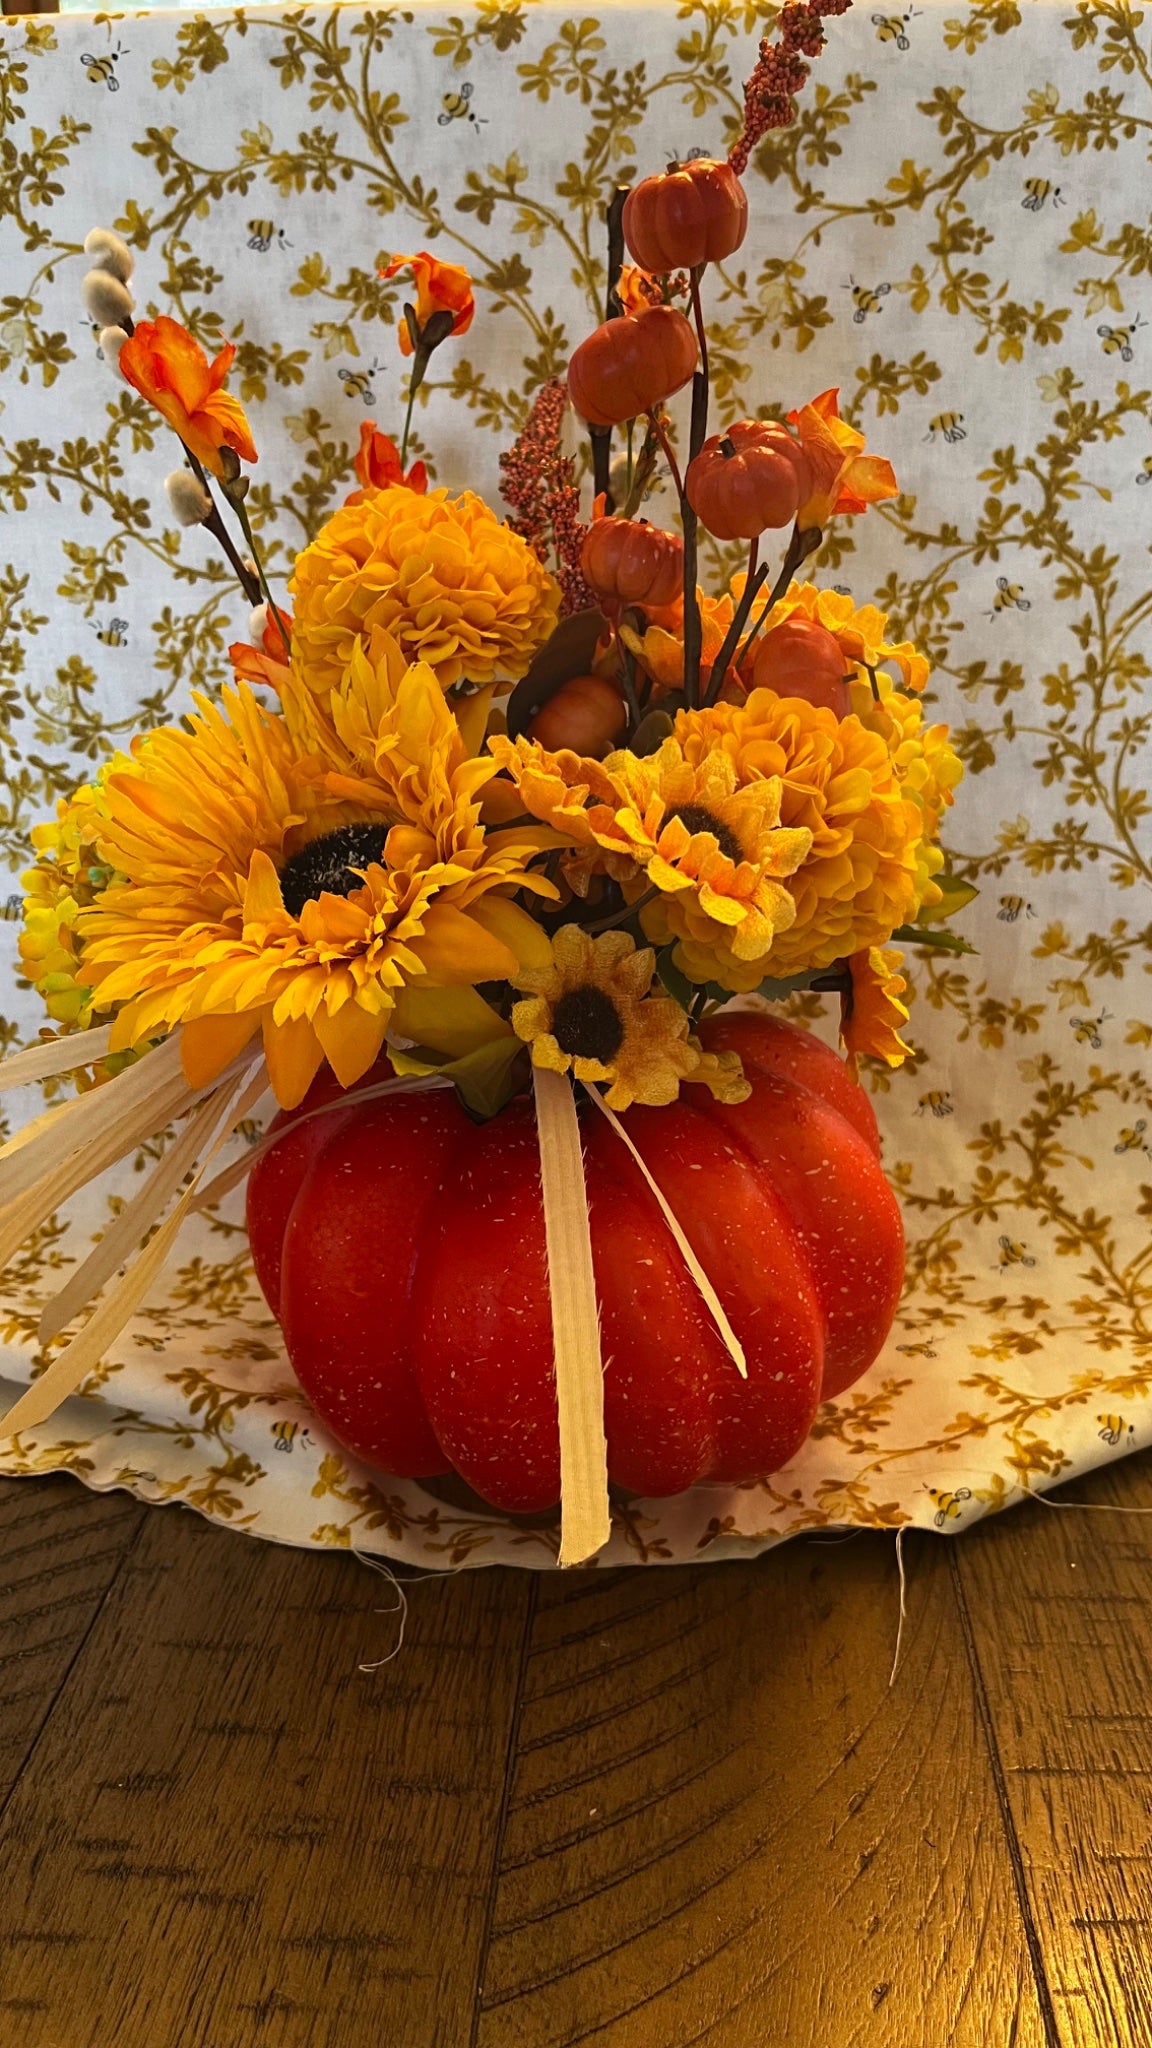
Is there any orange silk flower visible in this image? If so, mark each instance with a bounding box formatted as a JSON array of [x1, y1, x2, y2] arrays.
[[787, 388, 898, 531], [119, 316, 258, 478], [616, 264, 664, 315], [382, 252, 475, 355], [346, 421, 428, 502]]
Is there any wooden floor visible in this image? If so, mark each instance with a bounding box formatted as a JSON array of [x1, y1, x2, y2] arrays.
[[1, 1456, 1151, 2047]]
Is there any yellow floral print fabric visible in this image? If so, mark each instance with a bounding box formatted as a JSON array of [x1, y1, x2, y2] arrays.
[[0, 0, 1149, 1568]]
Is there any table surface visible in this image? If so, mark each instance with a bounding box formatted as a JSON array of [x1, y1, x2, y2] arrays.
[[2, 1458, 1152, 2046]]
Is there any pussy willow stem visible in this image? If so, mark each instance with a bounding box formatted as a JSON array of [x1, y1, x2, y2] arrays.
[[704, 540, 766, 707], [680, 266, 712, 710], [648, 411, 683, 499], [734, 522, 817, 674], [229, 495, 292, 659], [399, 379, 417, 471], [181, 446, 262, 608]]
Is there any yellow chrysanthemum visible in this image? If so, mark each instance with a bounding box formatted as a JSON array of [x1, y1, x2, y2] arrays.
[[511, 924, 749, 1111], [20, 764, 127, 1029], [666, 690, 924, 987], [849, 669, 964, 915], [288, 486, 561, 710], [489, 731, 812, 963], [77, 668, 553, 1108], [841, 946, 913, 1066]]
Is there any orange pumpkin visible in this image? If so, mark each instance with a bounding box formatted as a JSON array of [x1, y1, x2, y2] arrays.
[[580, 515, 684, 613], [750, 616, 852, 718], [686, 420, 802, 540], [623, 157, 749, 273], [527, 673, 627, 755], [246, 1013, 906, 1511], [568, 306, 699, 428]]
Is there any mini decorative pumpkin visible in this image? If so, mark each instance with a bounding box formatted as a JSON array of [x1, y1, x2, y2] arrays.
[[750, 615, 852, 718], [527, 672, 627, 755], [246, 1013, 906, 1512], [623, 158, 749, 273], [580, 515, 684, 614], [685, 420, 802, 540], [568, 306, 699, 428]]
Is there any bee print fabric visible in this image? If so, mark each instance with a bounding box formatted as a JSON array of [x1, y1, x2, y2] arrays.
[[0, 0, 1149, 1569]]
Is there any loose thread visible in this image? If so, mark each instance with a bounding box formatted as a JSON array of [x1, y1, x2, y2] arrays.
[[888, 1524, 909, 1690], [1031, 1486, 1152, 1518], [351, 1549, 410, 1672]]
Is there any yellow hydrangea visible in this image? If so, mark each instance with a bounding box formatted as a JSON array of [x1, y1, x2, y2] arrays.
[[288, 486, 561, 711], [20, 766, 126, 1029]]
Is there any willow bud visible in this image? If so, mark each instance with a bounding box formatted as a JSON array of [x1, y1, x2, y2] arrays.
[[98, 326, 129, 374], [164, 471, 213, 528], [81, 270, 134, 330], [83, 228, 136, 285], [247, 603, 270, 644]]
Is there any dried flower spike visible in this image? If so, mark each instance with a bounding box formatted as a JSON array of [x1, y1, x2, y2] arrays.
[[729, 0, 853, 177]]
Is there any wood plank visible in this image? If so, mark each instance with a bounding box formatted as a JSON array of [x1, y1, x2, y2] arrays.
[[0, 1474, 145, 1812], [474, 1534, 1049, 2048], [952, 1446, 1152, 2048], [0, 1499, 534, 2048]]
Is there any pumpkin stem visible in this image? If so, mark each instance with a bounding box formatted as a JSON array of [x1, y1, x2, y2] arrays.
[[719, 435, 737, 460]]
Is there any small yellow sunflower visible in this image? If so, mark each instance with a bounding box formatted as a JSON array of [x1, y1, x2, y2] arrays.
[[511, 924, 749, 1110], [841, 946, 912, 1066], [77, 667, 553, 1108], [489, 731, 812, 963], [288, 486, 561, 708]]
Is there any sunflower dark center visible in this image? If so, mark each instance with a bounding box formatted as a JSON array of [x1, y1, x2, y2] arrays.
[[669, 803, 743, 863], [279, 824, 390, 917], [552, 985, 625, 1063]]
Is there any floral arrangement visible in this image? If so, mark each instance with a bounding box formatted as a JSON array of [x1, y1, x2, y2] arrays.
[[1, 1, 970, 1563]]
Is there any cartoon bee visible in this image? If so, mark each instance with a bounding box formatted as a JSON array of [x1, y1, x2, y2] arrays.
[[0, 893, 23, 923], [337, 363, 380, 406], [916, 1090, 954, 1118], [896, 1340, 938, 1358], [989, 576, 1031, 616], [872, 9, 919, 48], [81, 44, 124, 91], [998, 1235, 1037, 1269], [272, 1419, 314, 1454], [1098, 1414, 1135, 1446], [1098, 316, 1146, 362], [438, 82, 487, 127], [925, 412, 966, 444], [1070, 1009, 1110, 1048], [1136, 456, 1152, 485], [234, 1118, 265, 1147], [1114, 1121, 1149, 1155], [247, 219, 292, 253], [929, 1486, 972, 1528], [847, 279, 891, 324], [997, 895, 1036, 922], [1022, 179, 1064, 213], [90, 618, 129, 648]]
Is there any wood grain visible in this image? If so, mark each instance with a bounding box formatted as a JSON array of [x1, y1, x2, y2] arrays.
[[0, 1503, 533, 2048], [953, 1446, 1152, 2048], [0, 1475, 144, 1813], [474, 1536, 1048, 2048]]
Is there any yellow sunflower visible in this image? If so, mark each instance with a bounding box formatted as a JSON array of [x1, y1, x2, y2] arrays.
[[511, 924, 749, 1110], [288, 486, 561, 711], [77, 668, 553, 1108], [841, 946, 913, 1066], [489, 731, 812, 963]]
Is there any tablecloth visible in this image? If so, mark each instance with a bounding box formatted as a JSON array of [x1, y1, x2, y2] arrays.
[[0, 0, 1149, 1567]]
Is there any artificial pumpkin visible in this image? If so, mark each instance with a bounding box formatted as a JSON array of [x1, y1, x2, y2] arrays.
[[580, 515, 684, 614], [568, 306, 699, 428], [527, 672, 627, 755], [623, 157, 749, 273], [750, 615, 852, 718], [686, 420, 803, 540], [246, 1013, 906, 1513]]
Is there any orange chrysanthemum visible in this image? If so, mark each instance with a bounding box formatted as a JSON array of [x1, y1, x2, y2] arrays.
[[119, 316, 258, 479]]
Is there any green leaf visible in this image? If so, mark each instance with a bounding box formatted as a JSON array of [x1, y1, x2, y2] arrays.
[[388, 1034, 526, 1121], [890, 924, 977, 955], [918, 873, 979, 924]]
